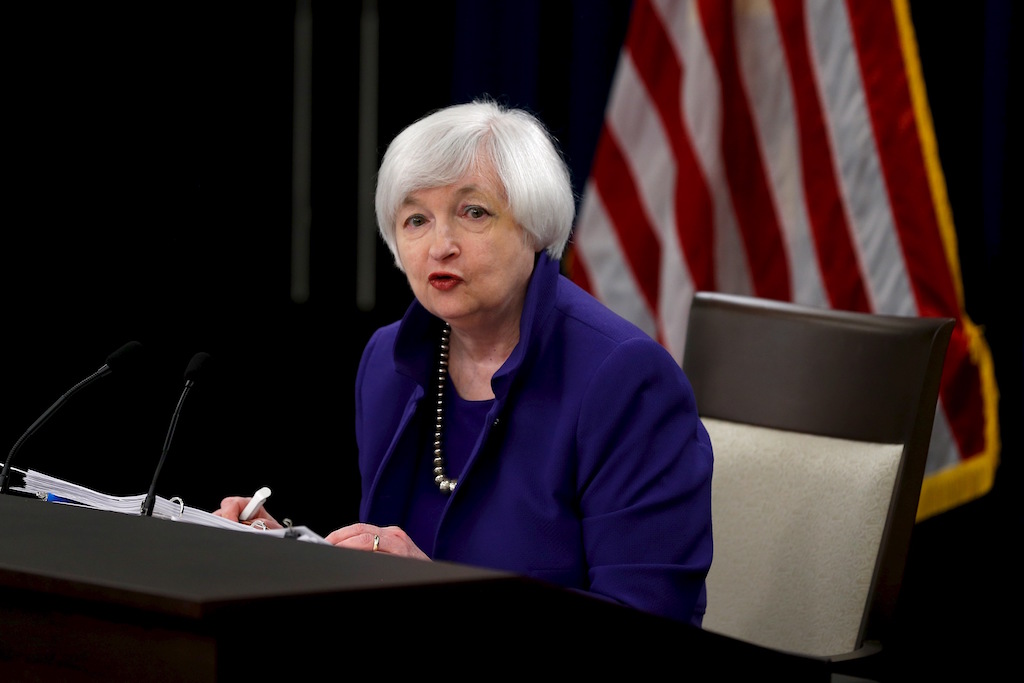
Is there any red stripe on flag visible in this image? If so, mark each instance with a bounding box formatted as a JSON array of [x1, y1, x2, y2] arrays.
[[846, 1, 958, 318], [697, 0, 790, 299], [774, 0, 871, 312], [942, 340, 988, 458], [847, 0, 986, 459], [567, 246, 594, 295], [590, 124, 662, 314], [629, 0, 716, 290]]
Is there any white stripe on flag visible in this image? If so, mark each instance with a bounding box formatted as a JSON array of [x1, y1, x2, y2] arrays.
[[808, 1, 916, 316]]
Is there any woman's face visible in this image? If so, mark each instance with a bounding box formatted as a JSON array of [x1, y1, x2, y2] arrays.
[[394, 160, 536, 335]]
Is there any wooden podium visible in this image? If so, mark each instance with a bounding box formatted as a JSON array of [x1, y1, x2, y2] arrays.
[[0, 494, 829, 680]]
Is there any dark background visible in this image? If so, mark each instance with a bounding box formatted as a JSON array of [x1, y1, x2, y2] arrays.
[[3, 1, 1019, 677]]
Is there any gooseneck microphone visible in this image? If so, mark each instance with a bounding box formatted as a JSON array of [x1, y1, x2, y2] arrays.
[[0, 341, 144, 494], [142, 352, 211, 517]]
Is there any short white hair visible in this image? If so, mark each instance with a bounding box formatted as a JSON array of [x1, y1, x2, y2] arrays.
[[374, 98, 576, 271]]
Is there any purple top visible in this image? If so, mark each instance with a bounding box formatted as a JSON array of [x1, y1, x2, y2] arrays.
[[403, 385, 492, 554], [355, 253, 713, 626]]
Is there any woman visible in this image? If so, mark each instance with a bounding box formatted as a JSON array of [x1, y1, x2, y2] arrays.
[[216, 99, 714, 626]]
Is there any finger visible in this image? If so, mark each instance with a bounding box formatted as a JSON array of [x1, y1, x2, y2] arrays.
[[212, 496, 247, 521], [326, 528, 378, 550], [324, 522, 375, 545]]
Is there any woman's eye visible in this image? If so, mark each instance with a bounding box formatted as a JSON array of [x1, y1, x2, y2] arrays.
[[405, 214, 427, 228], [465, 206, 487, 219]]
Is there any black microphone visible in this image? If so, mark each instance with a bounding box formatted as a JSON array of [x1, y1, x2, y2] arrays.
[[0, 341, 144, 494], [142, 352, 211, 517]]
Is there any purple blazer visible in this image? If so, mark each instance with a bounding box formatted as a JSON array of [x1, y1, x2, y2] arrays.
[[355, 253, 713, 626]]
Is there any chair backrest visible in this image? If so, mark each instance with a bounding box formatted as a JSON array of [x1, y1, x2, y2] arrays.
[[682, 291, 954, 668]]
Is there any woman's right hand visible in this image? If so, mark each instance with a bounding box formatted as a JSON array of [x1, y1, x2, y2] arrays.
[[212, 495, 282, 529]]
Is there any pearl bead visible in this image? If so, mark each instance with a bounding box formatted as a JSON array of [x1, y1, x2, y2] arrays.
[[432, 322, 457, 493]]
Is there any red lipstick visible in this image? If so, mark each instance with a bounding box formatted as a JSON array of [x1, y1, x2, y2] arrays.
[[429, 272, 462, 291]]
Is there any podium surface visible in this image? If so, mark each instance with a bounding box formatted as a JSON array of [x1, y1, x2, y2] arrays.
[[0, 494, 830, 681]]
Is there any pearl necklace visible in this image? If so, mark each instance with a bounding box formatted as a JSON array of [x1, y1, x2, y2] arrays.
[[433, 322, 457, 493]]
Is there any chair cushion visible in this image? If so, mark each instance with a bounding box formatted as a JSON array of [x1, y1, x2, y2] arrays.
[[700, 418, 903, 657]]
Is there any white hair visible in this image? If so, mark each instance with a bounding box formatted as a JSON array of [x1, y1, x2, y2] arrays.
[[374, 99, 575, 271]]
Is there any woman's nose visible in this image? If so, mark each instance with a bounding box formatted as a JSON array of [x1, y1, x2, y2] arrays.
[[429, 221, 458, 259]]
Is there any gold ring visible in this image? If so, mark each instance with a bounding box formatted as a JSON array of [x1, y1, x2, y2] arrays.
[[372, 534, 380, 552]]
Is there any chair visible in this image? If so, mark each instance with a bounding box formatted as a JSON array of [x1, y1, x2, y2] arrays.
[[682, 291, 954, 679]]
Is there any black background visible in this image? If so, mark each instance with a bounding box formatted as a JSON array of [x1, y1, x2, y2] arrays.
[[3, 2, 1019, 677]]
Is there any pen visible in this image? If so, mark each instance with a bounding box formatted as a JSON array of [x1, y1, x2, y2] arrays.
[[239, 486, 271, 522]]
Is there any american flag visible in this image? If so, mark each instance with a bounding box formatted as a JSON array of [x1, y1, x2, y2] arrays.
[[568, 0, 999, 520]]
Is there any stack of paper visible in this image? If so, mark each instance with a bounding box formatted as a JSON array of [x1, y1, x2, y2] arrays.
[[18, 469, 328, 544]]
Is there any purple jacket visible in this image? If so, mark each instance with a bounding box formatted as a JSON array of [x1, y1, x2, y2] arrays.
[[355, 253, 713, 626]]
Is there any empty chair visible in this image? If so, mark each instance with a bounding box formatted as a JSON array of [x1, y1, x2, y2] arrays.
[[682, 291, 954, 679]]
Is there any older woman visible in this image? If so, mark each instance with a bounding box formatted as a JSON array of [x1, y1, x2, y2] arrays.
[[217, 99, 713, 626]]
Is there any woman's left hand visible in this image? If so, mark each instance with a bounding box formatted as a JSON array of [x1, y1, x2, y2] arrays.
[[325, 522, 430, 560]]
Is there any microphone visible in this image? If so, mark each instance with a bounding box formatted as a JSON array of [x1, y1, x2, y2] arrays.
[[0, 341, 144, 494], [142, 352, 211, 517]]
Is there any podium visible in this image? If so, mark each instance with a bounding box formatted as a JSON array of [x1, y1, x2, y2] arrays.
[[0, 494, 830, 680]]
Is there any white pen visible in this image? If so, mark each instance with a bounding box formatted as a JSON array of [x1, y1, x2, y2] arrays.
[[239, 486, 272, 522]]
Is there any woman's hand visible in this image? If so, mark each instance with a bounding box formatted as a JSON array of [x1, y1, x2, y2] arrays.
[[325, 522, 430, 560], [211, 495, 282, 530]]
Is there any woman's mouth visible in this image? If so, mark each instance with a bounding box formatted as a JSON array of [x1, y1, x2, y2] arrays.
[[429, 273, 461, 291]]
